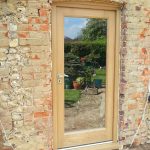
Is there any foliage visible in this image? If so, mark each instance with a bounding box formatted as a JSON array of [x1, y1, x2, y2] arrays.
[[76, 77, 85, 86], [64, 18, 107, 87], [76, 18, 107, 41], [91, 68, 106, 84], [65, 52, 85, 79], [64, 39, 106, 67]]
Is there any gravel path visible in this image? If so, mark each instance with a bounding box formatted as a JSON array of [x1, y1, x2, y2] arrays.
[[65, 88, 105, 132]]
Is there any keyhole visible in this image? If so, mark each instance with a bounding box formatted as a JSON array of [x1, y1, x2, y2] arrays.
[[58, 79, 62, 84]]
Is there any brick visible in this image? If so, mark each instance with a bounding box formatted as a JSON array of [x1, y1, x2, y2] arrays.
[[40, 17, 49, 24], [19, 38, 48, 46], [39, 8, 47, 16], [128, 103, 138, 110], [142, 68, 149, 75], [33, 72, 48, 80], [22, 80, 41, 87], [24, 113, 34, 126], [29, 32, 49, 39], [28, 52, 49, 60], [22, 73, 34, 80], [29, 17, 40, 24], [0, 24, 7, 31], [0, 38, 9, 47], [0, 68, 9, 76], [18, 24, 29, 31], [140, 28, 148, 39], [18, 32, 29, 38], [34, 112, 49, 118], [28, 24, 40, 31], [40, 24, 49, 31], [0, 83, 10, 90], [34, 118, 48, 130], [30, 46, 49, 53], [0, 32, 8, 38]]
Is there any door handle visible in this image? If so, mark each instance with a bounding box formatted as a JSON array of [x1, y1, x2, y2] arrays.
[[57, 73, 64, 79], [57, 73, 69, 84], [57, 73, 69, 79]]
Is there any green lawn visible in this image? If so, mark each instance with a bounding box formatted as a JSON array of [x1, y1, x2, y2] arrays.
[[92, 68, 106, 84], [65, 89, 81, 104], [64, 69, 105, 106]]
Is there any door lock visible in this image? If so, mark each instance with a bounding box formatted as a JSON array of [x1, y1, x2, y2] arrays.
[[57, 73, 64, 84]]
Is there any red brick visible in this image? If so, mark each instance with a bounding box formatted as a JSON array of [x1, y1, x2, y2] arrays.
[[41, 17, 48, 24], [30, 54, 40, 60], [40, 24, 49, 31], [144, 59, 150, 65], [139, 28, 148, 39], [130, 92, 144, 100], [34, 112, 49, 118], [29, 18, 41, 24], [35, 18, 41, 24], [34, 97, 51, 106], [34, 118, 48, 130], [0, 24, 7, 31], [39, 8, 47, 16], [18, 32, 29, 38], [140, 48, 148, 59], [137, 118, 142, 126], [128, 103, 138, 110], [142, 68, 149, 76], [140, 75, 149, 85]]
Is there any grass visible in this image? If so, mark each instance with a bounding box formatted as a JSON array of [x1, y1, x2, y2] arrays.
[[64, 69, 106, 106], [65, 89, 81, 104], [92, 68, 106, 84]]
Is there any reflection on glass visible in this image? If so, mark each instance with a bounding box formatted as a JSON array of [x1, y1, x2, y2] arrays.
[[64, 17, 107, 132]]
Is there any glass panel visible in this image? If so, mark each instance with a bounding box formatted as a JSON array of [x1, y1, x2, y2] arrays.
[[64, 17, 107, 133]]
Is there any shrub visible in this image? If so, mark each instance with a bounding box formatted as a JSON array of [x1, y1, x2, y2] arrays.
[[64, 39, 106, 67]]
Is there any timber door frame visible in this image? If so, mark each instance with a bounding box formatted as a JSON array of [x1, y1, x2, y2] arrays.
[[52, 1, 121, 150]]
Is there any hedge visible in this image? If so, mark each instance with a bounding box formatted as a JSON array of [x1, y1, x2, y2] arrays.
[[64, 39, 107, 67]]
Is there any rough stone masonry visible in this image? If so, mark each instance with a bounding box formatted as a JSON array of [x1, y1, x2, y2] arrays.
[[0, 0, 150, 150]]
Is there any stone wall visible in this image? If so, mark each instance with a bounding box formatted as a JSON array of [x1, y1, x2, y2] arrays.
[[118, 0, 150, 146], [0, 0, 53, 149], [0, 0, 150, 150]]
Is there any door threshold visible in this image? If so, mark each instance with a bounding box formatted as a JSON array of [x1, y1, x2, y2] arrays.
[[59, 141, 119, 150]]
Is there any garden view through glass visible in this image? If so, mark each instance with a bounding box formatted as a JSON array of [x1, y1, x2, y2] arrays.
[[64, 17, 107, 132]]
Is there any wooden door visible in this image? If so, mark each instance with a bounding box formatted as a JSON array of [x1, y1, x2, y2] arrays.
[[53, 5, 117, 149]]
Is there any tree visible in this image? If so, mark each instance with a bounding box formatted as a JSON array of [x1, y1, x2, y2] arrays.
[[65, 52, 85, 80], [77, 18, 107, 41]]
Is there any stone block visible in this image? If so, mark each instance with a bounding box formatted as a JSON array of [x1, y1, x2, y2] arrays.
[[9, 39, 18, 48], [8, 23, 17, 32], [0, 52, 6, 61], [12, 112, 23, 121]]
